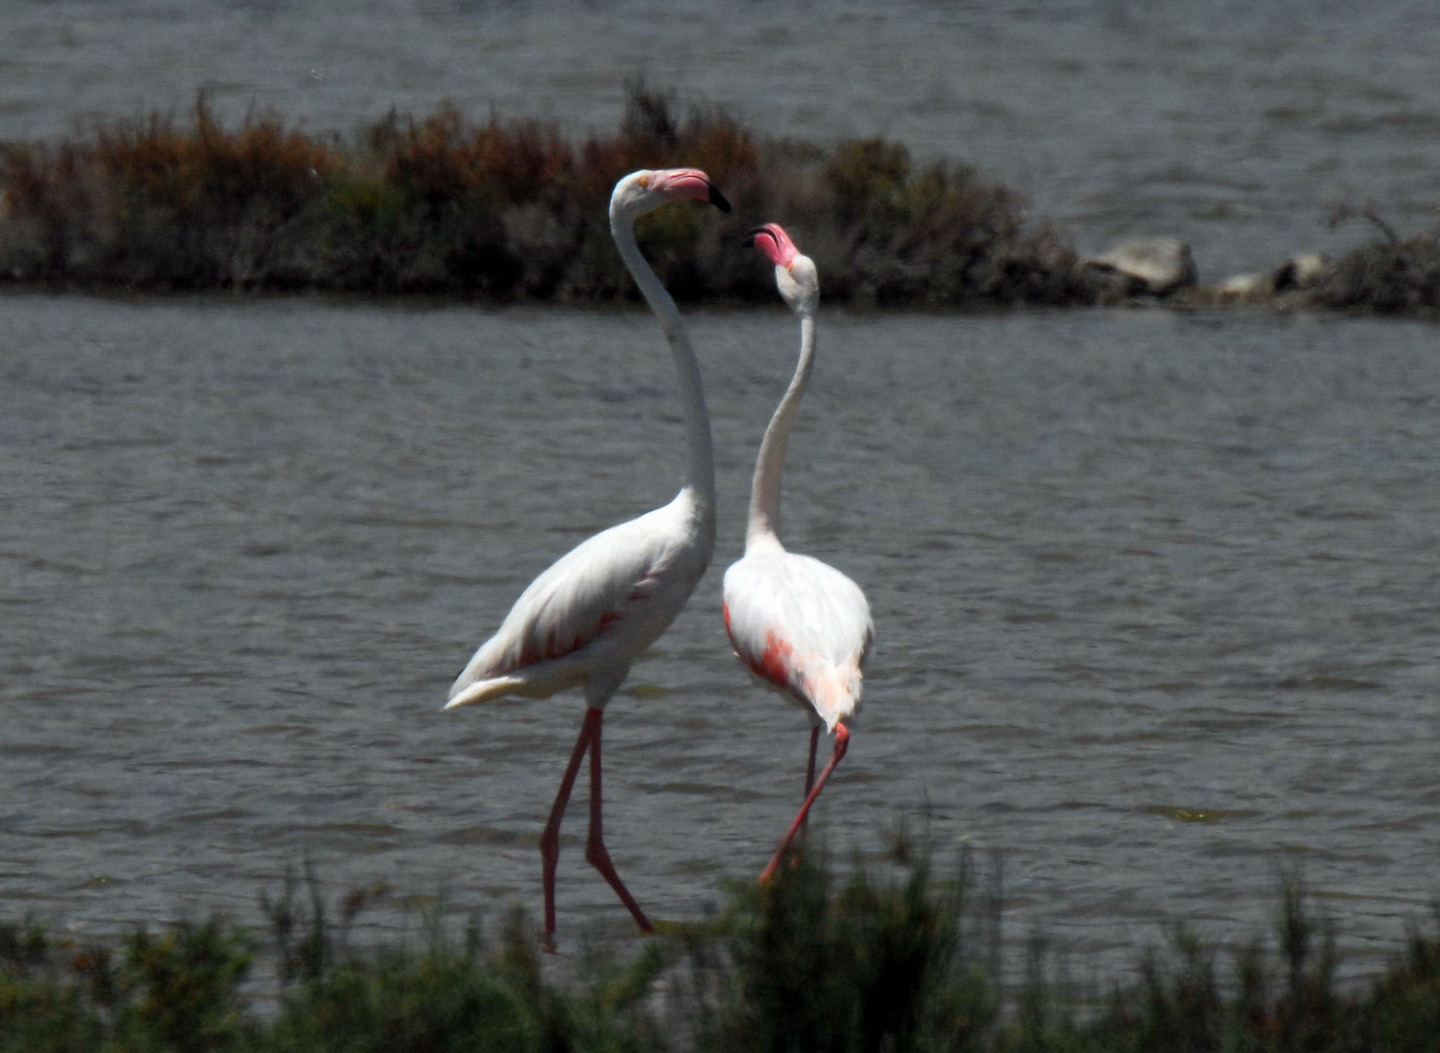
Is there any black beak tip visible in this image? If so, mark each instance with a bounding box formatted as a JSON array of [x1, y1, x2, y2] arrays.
[[709, 185, 733, 214]]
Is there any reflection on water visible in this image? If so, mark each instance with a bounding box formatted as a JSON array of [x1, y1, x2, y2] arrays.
[[2, 293, 1438, 980]]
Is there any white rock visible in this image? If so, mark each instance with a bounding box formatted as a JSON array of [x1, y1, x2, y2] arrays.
[[1084, 237, 1198, 296]]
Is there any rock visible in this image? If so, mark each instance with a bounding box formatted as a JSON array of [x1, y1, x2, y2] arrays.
[[1272, 252, 1331, 291], [1214, 272, 1274, 302], [1083, 237, 1198, 296]]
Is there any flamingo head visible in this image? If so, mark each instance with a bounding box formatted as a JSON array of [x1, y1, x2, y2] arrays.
[[611, 168, 732, 219], [750, 223, 818, 314]]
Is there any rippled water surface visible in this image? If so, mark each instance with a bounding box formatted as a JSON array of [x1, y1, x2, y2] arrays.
[[2, 0, 1440, 981], [3, 294, 1438, 979], [5, 1, 1440, 277]]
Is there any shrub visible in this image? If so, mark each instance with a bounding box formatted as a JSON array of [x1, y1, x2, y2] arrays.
[[0, 85, 1093, 306], [696, 843, 999, 1053], [1308, 205, 1440, 315]]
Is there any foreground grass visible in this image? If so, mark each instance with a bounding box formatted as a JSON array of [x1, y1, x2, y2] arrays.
[[4, 847, 1440, 1052]]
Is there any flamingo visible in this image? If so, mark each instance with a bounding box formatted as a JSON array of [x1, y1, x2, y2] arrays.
[[722, 223, 874, 883], [445, 169, 730, 945]]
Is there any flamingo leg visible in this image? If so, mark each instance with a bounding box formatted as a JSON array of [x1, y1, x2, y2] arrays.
[[800, 724, 820, 833], [539, 709, 598, 948], [761, 722, 850, 883], [583, 708, 654, 933]]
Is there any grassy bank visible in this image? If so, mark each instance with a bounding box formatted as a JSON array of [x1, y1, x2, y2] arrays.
[[4, 847, 1440, 1052], [0, 86, 1101, 306]]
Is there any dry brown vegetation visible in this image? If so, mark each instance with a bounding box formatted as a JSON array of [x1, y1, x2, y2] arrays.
[[3, 87, 1432, 315], [0, 86, 1102, 305], [1306, 206, 1440, 316]]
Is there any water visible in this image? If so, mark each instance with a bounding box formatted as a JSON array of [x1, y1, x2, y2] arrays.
[[2, 0, 1439, 981], [3, 292, 1438, 982], [5, 1, 1440, 277]]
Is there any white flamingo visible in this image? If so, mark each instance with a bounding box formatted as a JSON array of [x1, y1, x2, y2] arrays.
[[722, 223, 874, 883], [445, 169, 730, 944]]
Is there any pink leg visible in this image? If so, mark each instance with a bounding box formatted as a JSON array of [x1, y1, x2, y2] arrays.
[[539, 710, 598, 948], [583, 708, 654, 933], [761, 723, 850, 884]]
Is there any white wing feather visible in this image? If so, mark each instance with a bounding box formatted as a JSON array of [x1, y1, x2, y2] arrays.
[[449, 495, 709, 709]]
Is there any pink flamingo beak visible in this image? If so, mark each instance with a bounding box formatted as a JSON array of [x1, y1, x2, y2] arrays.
[[651, 168, 732, 212], [748, 223, 800, 268]]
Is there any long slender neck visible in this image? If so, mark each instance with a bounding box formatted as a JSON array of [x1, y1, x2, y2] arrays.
[[610, 208, 716, 522], [746, 310, 815, 552]]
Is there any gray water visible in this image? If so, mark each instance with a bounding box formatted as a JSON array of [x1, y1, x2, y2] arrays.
[[3, 294, 1438, 980], [5, 1, 1440, 277], [2, 0, 1440, 980]]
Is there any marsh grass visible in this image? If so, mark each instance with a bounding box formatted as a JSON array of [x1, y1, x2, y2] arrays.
[[0, 915, 259, 1053], [1306, 205, 1440, 316], [1311, 238, 1440, 316], [0, 84, 1098, 305], [0, 99, 338, 291], [5, 848, 1440, 1052], [3, 88, 1434, 313], [690, 841, 1000, 1053]]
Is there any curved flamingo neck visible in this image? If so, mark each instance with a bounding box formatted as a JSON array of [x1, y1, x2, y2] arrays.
[[610, 206, 716, 528], [746, 310, 816, 553]]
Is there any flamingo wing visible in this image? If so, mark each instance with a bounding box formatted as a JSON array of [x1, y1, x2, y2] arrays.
[[722, 550, 873, 730], [450, 503, 702, 707]]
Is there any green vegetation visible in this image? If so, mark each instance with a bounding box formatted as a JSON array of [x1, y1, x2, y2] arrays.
[[0, 85, 1097, 305], [4, 847, 1440, 1052]]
